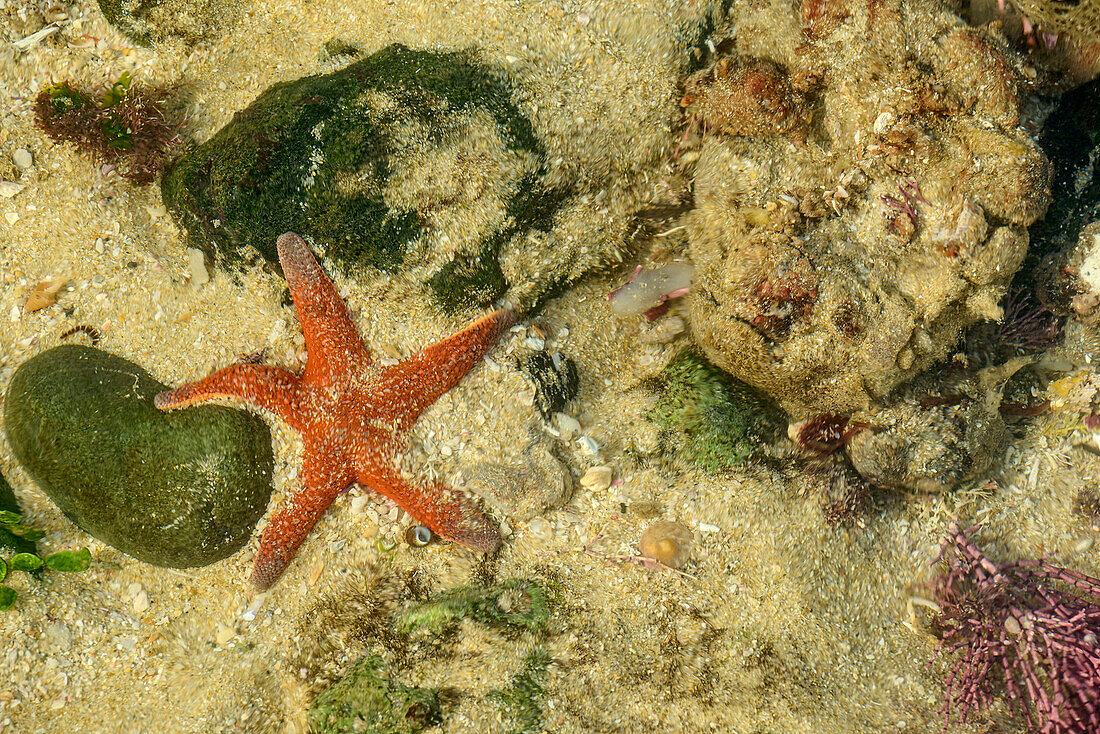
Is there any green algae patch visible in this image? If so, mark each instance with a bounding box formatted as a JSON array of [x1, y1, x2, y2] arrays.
[[394, 579, 550, 635], [3, 345, 273, 568], [488, 648, 552, 734], [162, 44, 569, 312], [307, 654, 440, 734], [651, 352, 784, 473]]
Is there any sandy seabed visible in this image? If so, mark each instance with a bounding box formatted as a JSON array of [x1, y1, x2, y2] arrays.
[[0, 0, 1098, 732]]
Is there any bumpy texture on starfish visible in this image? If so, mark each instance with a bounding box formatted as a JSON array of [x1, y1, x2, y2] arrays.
[[156, 232, 512, 588]]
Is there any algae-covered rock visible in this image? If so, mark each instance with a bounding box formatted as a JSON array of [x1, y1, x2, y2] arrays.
[[308, 654, 440, 734], [2, 345, 273, 567], [163, 44, 570, 313], [96, 0, 239, 46], [395, 579, 550, 635], [650, 352, 784, 473]]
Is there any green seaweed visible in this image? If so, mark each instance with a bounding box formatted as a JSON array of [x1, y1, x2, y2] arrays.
[[487, 648, 552, 734], [394, 579, 550, 635], [650, 351, 783, 473], [307, 654, 440, 734], [0, 511, 90, 610]]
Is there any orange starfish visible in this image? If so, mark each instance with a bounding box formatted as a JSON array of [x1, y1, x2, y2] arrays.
[[156, 232, 512, 589]]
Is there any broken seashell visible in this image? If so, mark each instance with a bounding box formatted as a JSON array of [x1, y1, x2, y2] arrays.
[[23, 278, 66, 313]]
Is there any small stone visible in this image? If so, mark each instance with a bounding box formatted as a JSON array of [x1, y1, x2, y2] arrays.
[[12, 148, 32, 170], [580, 465, 613, 492], [215, 623, 236, 645], [132, 590, 150, 613], [528, 517, 554, 541], [186, 248, 209, 287], [350, 495, 369, 514], [554, 413, 581, 441], [4, 212, 19, 225], [0, 182, 25, 198]]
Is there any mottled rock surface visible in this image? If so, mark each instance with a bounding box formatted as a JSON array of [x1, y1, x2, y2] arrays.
[[3, 345, 273, 567], [682, 0, 1051, 417]]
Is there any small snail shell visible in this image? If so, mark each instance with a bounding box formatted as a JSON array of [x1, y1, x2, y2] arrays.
[[405, 525, 433, 547], [639, 520, 693, 569]]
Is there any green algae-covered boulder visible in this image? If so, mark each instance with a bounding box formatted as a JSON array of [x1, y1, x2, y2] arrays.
[[2, 345, 273, 567], [162, 43, 570, 313], [308, 654, 441, 734]]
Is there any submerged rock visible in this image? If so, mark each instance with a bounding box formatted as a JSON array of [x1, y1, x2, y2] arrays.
[[845, 360, 1025, 493], [650, 351, 784, 473], [462, 434, 573, 523], [96, 0, 237, 45], [3, 345, 273, 567], [163, 44, 572, 312], [682, 4, 1051, 417], [0, 472, 36, 555]]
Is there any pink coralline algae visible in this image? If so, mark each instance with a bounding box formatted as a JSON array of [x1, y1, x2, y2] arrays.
[[931, 524, 1100, 733]]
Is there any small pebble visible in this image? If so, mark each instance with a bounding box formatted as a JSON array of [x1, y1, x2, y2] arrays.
[[528, 517, 554, 541], [580, 465, 613, 492], [0, 182, 25, 198], [554, 413, 581, 441], [215, 624, 236, 645], [187, 248, 209, 287], [1076, 537, 1094, 554], [12, 148, 33, 170], [132, 590, 150, 613], [350, 495, 369, 514]]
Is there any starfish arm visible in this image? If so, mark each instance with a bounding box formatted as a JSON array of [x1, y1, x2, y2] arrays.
[[361, 463, 501, 554], [154, 364, 307, 432], [251, 446, 354, 589], [375, 309, 515, 430], [277, 232, 371, 378]]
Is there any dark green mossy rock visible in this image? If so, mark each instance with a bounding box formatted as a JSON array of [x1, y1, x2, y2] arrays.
[[0, 473, 35, 555], [395, 579, 550, 635], [2, 345, 273, 567], [651, 352, 784, 473], [163, 43, 570, 313], [308, 654, 440, 734]]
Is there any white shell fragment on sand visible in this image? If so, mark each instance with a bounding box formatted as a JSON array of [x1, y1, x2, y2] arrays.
[[0, 182, 26, 198]]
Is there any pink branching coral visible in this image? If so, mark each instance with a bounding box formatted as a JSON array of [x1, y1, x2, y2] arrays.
[[931, 524, 1100, 733]]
